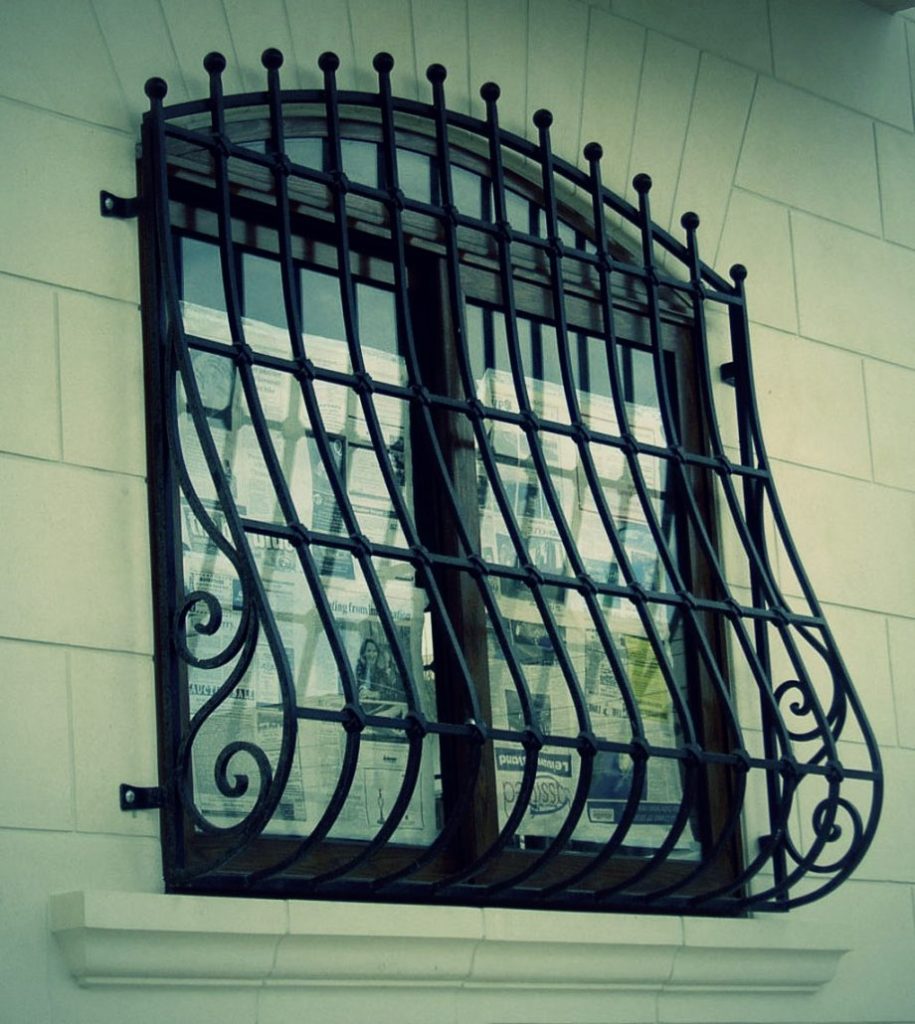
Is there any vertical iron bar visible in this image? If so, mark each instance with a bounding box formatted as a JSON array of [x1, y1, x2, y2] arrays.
[[140, 78, 188, 886]]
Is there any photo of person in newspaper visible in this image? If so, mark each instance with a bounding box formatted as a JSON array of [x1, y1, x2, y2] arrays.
[[589, 750, 635, 801], [355, 635, 403, 703]]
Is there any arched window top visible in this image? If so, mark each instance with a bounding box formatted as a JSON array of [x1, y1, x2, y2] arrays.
[[131, 48, 881, 915]]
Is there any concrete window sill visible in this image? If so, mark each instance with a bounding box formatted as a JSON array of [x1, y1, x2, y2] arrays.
[[50, 890, 845, 1013]]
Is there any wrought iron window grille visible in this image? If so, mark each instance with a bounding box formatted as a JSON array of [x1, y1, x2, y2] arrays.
[[120, 47, 882, 915]]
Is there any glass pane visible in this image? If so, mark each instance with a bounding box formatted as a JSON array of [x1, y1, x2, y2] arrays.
[[356, 283, 404, 385], [286, 136, 323, 169], [181, 237, 225, 312], [516, 316, 535, 380], [627, 346, 661, 410], [452, 165, 484, 220], [539, 323, 562, 391], [490, 309, 510, 377], [177, 239, 435, 846], [397, 148, 432, 203], [301, 267, 346, 343], [243, 253, 286, 329], [578, 333, 614, 414], [465, 302, 486, 386], [356, 283, 397, 352], [505, 189, 533, 233], [558, 219, 577, 249], [342, 139, 379, 187]]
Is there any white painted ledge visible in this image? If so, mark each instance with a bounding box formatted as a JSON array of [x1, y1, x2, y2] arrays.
[[50, 890, 845, 997]]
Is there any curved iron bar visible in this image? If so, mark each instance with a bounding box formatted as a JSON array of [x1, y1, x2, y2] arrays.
[[162, 306, 266, 847], [633, 212, 778, 907], [142, 47, 882, 912], [726, 268, 882, 901], [543, 179, 704, 901], [371, 59, 556, 893], [463, 84, 604, 893], [532, 144, 703, 899], [146, 76, 298, 873], [253, 50, 427, 883], [513, 111, 709, 899], [238, 49, 380, 882]]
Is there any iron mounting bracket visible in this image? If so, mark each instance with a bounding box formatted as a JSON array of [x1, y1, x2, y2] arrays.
[[119, 783, 164, 811], [100, 190, 140, 219]]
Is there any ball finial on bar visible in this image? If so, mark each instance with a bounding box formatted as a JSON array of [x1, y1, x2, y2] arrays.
[[144, 77, 168, 100], [681, 212, 700, 231], [480, 82, 501, 103], [532, 108, 553, 130], [203, 51, 226, 74]]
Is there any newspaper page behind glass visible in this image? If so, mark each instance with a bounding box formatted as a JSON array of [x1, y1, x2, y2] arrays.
[[178, 303, 437, 844], [478, 367, 698, 856]]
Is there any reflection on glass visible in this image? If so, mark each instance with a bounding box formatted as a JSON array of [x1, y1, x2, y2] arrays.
[[576, 333, 612, 410], [468, 304, 576, 410], [188, 350, 235, 420], [516, 315, 534, 381], [504, 189, 548, 237]]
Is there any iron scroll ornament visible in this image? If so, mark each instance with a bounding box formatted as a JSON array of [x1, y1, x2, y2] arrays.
[[134, 47, 882, 913]]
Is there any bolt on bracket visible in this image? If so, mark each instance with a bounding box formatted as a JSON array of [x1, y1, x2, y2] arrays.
[[120, 783, 164, 811], [100, 190, 140, 219]]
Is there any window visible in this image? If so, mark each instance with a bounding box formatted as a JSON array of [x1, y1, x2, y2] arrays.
[[131, 48, 881, 914]]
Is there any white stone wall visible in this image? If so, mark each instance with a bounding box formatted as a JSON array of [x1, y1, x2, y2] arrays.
[[0, 1, 913, 1021]]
